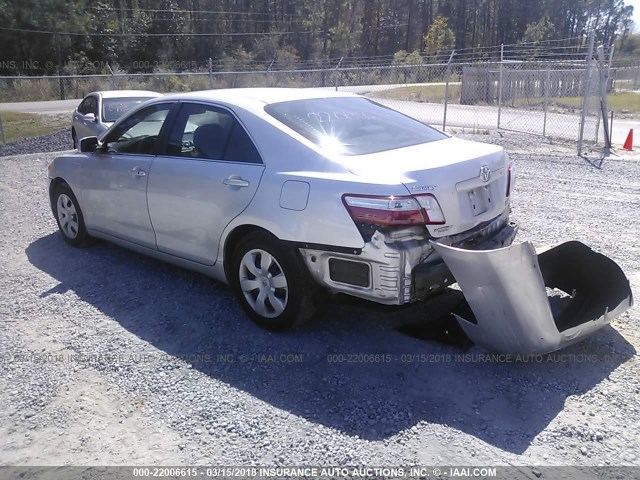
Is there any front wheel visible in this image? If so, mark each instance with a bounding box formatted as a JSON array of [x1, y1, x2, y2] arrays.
[[230, 231, 320, 330], [53, 183, 93, 247]]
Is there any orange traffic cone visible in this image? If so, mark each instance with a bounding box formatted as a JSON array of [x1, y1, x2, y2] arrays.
[[622, 129, 634, 151]]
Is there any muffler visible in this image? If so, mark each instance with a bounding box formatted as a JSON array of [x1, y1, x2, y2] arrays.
[[431, 240, 633, 355]]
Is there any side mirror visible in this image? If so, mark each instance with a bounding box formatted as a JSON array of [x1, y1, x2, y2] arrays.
[[83, 113, 97, 122], [79, 136, 99, 153]]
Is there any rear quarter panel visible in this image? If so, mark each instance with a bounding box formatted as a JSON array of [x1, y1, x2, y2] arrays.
[[218, 106, 412, 257]]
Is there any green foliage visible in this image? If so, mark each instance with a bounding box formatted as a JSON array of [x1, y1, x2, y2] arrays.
[[522, 16, 557, 43], [392, 49, 424, 66], [221, 47, 255, 71], [0, 0, 635, 75], [328, 21, 361, 57], [423, 16, 456, 53], [616, 33, 640, 57]]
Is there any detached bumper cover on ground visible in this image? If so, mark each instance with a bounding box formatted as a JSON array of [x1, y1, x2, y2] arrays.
[[432, 240, 634, 355]]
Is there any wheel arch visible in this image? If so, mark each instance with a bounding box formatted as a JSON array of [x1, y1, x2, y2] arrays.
[[222, 224, 278, 283], [49, 177, 69, 210]]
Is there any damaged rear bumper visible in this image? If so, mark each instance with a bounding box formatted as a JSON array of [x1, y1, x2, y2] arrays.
[[432, 240, 634, 355]]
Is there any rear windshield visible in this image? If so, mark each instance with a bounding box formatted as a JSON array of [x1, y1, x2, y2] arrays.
[[264, 97, 447, 156], [102, 97, 155, 123]]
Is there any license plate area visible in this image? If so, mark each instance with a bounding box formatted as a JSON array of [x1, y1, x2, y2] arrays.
[[468, 185, 491, 216]]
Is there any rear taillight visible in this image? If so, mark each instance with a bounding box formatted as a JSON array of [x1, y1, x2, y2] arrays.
[[506, 163, 513, 197], [414, 194, 446, 224], [342, 194, 446, 227]]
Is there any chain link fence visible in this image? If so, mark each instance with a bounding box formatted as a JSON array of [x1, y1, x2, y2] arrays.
[[0, 35, 625, 154], [612, 65, 640, 91]]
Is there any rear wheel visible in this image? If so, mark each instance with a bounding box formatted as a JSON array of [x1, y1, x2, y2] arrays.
[[230, 231, 319, 330], [53, 183, 93, 247]]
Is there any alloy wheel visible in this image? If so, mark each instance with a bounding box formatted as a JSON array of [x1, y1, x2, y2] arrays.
[[57, 193, 79, 239], [239, 248, 289, 318]]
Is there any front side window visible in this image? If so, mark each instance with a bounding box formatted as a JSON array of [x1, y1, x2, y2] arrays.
[[102, 97, 156, 123], [78, 96, 97, 115], [265, 97, 447, 156], [103, 103, 172, 155], [166, 103, 261, 163], [77, 98, 89, 114]]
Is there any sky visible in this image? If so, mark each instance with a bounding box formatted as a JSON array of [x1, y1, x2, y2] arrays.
[[628, 0, 640, 32]]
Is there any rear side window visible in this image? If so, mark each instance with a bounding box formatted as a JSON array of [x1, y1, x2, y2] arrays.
[[166, 103, 262, 163], [224, 122, 262, 163], [265, 97, 447, 156]]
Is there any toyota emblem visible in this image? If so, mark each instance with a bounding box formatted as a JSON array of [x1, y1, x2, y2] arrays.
[[479, 165, 491, 183]]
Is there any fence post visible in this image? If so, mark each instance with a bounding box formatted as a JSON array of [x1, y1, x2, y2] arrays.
[[597, 45, 611, 149], [107, 63, 116, 89], [606, 43, 615, 93], [543, 67, 551, 137], [577, 30, 595, 156], [208, 58, 213, 88], [334, 57, 344, 91], [443, 50, 455, 131], [497, 44, 504, 130], [266, 59, 274, 87], [54, 30, 65, 100]]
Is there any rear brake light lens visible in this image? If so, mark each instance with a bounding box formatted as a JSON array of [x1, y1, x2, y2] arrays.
[[342, 194, 446, 226]]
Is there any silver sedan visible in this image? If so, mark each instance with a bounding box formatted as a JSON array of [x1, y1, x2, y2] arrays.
[[48, 88, 632, 353], [53, 87, 514, 326], [71, 90, 162, 148]]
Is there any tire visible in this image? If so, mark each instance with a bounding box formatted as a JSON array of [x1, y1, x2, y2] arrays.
[[52, 183, 93, 247], [72, 129, 77, 149], [230, 231, 319, 331]]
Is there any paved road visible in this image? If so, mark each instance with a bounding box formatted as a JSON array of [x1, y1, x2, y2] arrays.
[[0, 98, 80, 114], [373, 97, 638, 148]]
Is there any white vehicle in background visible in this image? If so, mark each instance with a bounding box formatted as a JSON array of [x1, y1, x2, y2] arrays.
[[71, 90, 162, 148]]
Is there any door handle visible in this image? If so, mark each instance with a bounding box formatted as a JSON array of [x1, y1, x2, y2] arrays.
[[130, 167, 147, 177], [223, 176, 250, 187]]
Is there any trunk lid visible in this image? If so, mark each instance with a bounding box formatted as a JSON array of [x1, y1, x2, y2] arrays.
[[341, 137, 510, 237]]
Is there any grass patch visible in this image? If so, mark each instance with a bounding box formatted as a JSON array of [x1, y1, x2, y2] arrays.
[[599, 92, 640, 112], [0, 111, 68, 142], [371, 85, 640, 113], [507, 92, 640, 113], [371, 84, 462, 103]]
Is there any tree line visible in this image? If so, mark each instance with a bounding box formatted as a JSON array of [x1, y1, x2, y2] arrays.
[[0, 0, 636, 75]]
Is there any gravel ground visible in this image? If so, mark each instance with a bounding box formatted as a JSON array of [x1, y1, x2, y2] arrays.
[[0, 130, 71, 157], [0, 133, 639, 471]]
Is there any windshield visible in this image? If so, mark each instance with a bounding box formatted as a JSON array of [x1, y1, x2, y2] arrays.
[[102, 97, 155, 123], [265, 97, 447, 156]]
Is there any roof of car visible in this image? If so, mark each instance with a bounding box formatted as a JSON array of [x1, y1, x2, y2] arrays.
[[93, 90, 163, 99], [163, 88, 360, 106]]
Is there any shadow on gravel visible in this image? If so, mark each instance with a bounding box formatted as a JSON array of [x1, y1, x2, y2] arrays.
[[26, 233, 636, 454]]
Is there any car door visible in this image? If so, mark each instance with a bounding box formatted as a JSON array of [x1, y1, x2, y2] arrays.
[[80, 102, 177, 249], [74, 96, 94, 140], [146, 102, 265, 265], [78, 95, 99, 139]]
